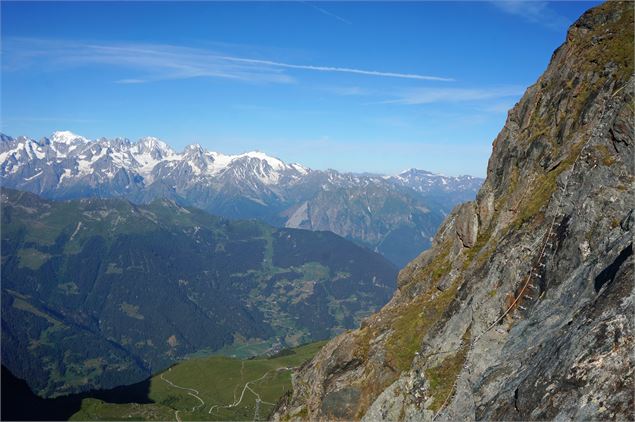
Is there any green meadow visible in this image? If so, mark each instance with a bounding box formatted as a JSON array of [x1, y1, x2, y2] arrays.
[[70, 341, 326, 421]]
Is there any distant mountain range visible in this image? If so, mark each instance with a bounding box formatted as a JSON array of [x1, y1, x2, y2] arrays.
[[0, 132, 483, 266], [1, 188, 397, 397]]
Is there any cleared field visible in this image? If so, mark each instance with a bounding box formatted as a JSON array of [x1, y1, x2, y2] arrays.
[[70, 341, 326, 421]]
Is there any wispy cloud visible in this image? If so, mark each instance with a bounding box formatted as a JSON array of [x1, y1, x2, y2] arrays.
[[320, 85, 372, 96], [381, 86, 524, 105], [490, 1, 569, 31], [300, 1, 352, 25], [215, 55, 452, 81], [3, 116, 101, 123], [116, 78, 147, 84], [3, 38, 452, 84]]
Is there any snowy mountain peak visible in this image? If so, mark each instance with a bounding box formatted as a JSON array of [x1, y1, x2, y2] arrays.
[[137, 136, 172, 150], [183, 143, 205, 156], [50, 131, 89, 144], [389, 167, 483, 194], [238, 151, 286, 171], [135, 136, 175, 160], [290, 163, 309, 175], [398, 168, 439, 178], [185, 143, 203, 150], [1, 131, 482, 197]]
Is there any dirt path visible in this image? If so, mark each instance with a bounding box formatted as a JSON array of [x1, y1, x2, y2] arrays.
[[208, 367, 295, 415], [160, 368, 206, 421]]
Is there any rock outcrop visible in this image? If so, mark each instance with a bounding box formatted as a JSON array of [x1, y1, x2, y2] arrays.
[[273, 2, 634, 420]]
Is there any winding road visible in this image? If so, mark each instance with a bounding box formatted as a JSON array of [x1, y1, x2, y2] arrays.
[[208, 366, 295, 415], [160, 365, 297, 421], [160, 368, 206, 421]]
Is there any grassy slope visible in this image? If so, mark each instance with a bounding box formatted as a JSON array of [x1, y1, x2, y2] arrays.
[[70, 341, 326, 421]]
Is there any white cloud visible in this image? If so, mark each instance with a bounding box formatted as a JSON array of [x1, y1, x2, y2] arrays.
[[115, 78, 147, 84], [3, 116, 100, 123], [320, 85, 372, 96], [3, 38, 452, 84], [216, 55, 453, 81], [382, 86, 525, 105], [301, 1, 352, 25], [490, 1, 569, 31]]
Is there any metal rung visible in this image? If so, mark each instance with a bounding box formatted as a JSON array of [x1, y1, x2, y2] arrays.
[[529, 284, 538, 289], [539, 263, 546, 267], [524, 296, 534, 300], [519, 305, 527, 311]]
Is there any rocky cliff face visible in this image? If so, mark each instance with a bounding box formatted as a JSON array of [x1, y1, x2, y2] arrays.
[[274, 2, 634, 420]]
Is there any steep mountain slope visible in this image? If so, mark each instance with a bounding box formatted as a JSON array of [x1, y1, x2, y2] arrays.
[[0, 133, 481, 266], [274, 2, 634, 420], [1, 188, 397, 397], [281, 171, 447, 267]]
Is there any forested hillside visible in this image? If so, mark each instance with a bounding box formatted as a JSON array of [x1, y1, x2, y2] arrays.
[[1, 188, 396, 397]]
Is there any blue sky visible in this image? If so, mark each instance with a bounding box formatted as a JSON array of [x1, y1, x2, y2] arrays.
[[1, 1, 599, 176]]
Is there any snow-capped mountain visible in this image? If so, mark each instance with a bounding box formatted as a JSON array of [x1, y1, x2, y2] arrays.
[[1, 131, 306, 188], [391, 168, 481, 193], [0, 131, 483, 266]]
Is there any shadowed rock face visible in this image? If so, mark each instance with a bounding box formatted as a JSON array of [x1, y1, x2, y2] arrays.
[[273, 2, 634, 420]]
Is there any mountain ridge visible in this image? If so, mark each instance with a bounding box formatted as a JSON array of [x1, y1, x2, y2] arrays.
[[1, 131, 483, 267], [0, 130, 481, 181]]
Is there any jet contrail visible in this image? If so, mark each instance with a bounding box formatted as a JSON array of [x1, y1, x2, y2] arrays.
[[215, 55, 454, 82]]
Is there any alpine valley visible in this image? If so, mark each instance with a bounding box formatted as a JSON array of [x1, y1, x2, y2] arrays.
[[1, 187, 397, 398], [0, 132, 482, 267], [2, 1, 633, 421]]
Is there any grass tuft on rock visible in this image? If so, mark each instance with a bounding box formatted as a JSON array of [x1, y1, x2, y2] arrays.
[[386, 277, 461, 373], [425, 328, 471, 413]]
